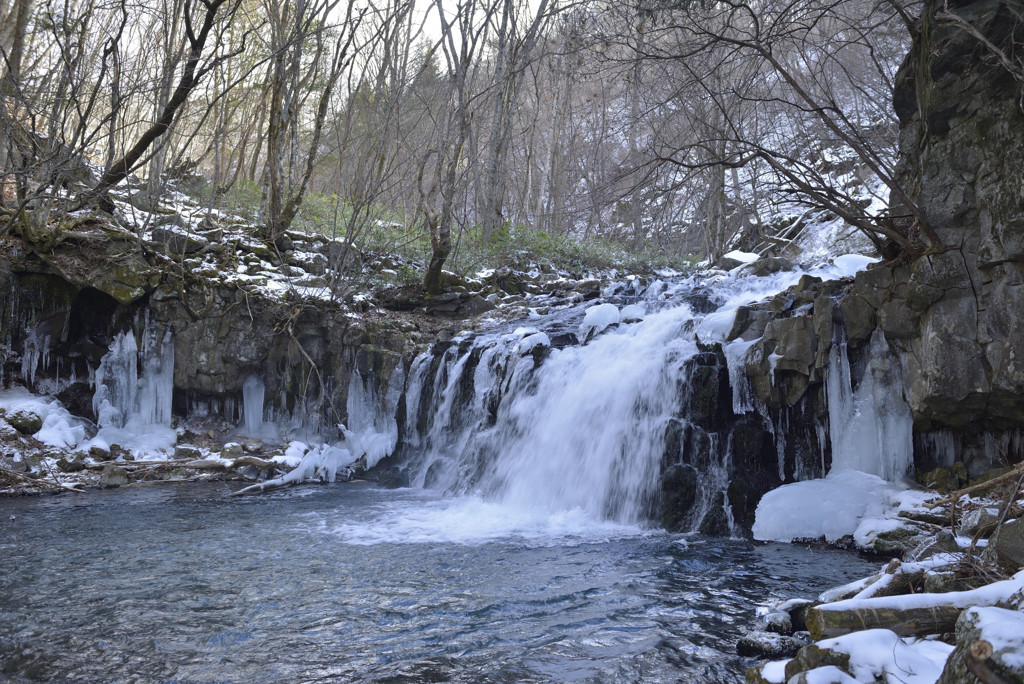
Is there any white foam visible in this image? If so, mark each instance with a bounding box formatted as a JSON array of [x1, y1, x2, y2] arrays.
[[313, 494, 645, 546]]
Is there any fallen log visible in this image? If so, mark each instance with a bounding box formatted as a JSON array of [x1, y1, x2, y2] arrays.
[[925, 463, 1024, 509], [806, 603, 962, 640], [806, 573, 1024, 640]]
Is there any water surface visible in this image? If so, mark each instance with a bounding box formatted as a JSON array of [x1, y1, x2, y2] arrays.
[[0, 482, 881, 682]]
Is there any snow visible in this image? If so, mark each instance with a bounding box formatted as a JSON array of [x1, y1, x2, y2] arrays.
[[578, 303, 620, 340], [816, 571, 1024, 615], [968, 607, 1024, 669], [814, 629, 953, 684], [723, 250, 760, 264], [619, 304, 645, 322], [759, 660, 789, 683], [514, 332, 550, 355], [0, 388, 86, 449], [800, 666, 858, 683], [752, 470, 907, 542]]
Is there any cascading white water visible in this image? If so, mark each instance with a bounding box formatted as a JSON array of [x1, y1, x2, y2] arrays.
[[402, 304, 701, 524], [398, 258, 885, 532]]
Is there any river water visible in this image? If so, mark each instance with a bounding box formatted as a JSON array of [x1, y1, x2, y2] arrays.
[[0, 482, 881, 683]]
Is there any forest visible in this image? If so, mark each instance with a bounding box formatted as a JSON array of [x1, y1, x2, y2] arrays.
[[1, 0, 937, 292]]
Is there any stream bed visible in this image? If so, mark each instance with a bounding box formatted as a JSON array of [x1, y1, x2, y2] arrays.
[[0, 482, 881, 683]]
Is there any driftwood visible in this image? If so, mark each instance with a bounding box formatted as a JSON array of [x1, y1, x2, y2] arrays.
[[806, 603, 962, 640], [0, 464, 86, 493], [229, 477, 292, 497]]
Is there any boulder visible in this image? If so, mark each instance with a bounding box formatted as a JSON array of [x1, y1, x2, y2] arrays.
[[959, 506, 1001, 537], [748, 256, 795, 277], [6, 410, 42, 435], [175, 445, 202, 460], [937, 606, 1024, 684], [56, 454, 86, 473], [100, 464, 129, 487], [985, 518, 1024, 570], [151, 227, 206, 256]]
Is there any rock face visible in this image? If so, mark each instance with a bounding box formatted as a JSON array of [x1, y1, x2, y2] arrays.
[[888, 0, 1024, 432], [0, 237, 419, 440]]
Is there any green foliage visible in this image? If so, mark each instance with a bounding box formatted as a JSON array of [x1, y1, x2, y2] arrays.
[[448, 224, 699, 278], [201, 179, 263, 221]]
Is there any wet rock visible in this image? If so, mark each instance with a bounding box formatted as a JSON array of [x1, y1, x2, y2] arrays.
[[57, 454, 86, 473], [100, 464, 129, 487], [660, 463, 697, 531], [748, 256, 795, 277], [698, 504, 731, 536], [174, 445, 202, 460], [6, 410, 42, 435], [736, 630, 809, 658], [89, 446, 113, 462], [221, 443, 243, 459]]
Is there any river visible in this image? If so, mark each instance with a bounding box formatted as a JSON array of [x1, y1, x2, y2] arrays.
[[0, 482, 881, 683]]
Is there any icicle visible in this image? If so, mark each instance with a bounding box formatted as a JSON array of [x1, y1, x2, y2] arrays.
[[825, 330, 912, 481], [242, 375, 265, 435]]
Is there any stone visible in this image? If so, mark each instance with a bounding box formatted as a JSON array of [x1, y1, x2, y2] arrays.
[[56, 454, 86, 472], [100, 464, 130, 487], [763, 611, 793, 635], [838, 294, 875, 347], [6, 410, 42, 435], [736, 630, 809, 658], [242, 440, 263, 454], [937, 606, 1024, 684], [959, 506, 1001, 537], [221, 443, 244, 459], [660, 463, 698, 531], [0, 421, 20, 441], [89, 446, 112, 462], [787, 667, 858, 684], [152, 227, 207, 257], [174, 445, 202, 460], [918, 463, 968, 493], [716, 256, 745, 270], [785, 644, 851, 682], [986, 518, 1024, 570], [748, 256, 795, 277]]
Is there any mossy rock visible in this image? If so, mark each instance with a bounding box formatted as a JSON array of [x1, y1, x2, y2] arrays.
[[784, 644, 852, 681], [6, 410, 42, 434], [917, 462, 968, 493]]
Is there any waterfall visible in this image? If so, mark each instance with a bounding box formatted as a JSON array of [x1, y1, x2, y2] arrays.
[[401, 303, 700, 524]]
